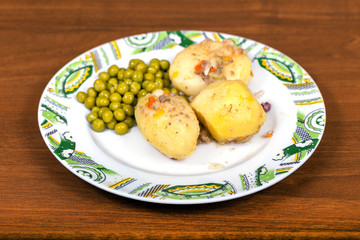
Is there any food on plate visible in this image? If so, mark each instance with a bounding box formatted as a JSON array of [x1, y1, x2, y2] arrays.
[[190, 80, 266, 144], [76, 40, 268, 160], [77, 58, 182, 134], [169, 38, 252, 96], [135, 89, 200, 160]]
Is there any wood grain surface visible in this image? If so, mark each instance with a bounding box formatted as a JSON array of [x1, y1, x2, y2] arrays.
[[1, 0, 359, 239]]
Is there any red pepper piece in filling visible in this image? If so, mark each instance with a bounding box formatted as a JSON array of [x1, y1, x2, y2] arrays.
[[147, 96, 156, 109], [194, 60, 206, 72]]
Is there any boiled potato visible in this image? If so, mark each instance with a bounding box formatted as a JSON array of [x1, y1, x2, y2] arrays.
[[190, 80, 266, 144], [169, 38, 252, 96], [135, 90, 200, 160]]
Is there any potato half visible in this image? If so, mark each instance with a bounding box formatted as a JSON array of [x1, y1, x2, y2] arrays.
[[169, 38, 252, 96], [135, 90, 200, 160], [190, 80, 266, 144]]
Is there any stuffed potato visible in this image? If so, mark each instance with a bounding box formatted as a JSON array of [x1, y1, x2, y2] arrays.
[[169, 38, 252, 96], [190, 80, 266, 144], [135, 90, 200, 160]]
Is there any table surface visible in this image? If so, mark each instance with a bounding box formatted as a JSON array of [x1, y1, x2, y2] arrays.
[[1, 0, 359, 239]]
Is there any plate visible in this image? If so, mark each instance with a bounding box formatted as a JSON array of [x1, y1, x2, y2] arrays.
[[38, 30, 326, 204]]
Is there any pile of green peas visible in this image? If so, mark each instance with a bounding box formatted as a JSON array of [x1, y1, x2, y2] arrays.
[[76, 58, 180, 135]]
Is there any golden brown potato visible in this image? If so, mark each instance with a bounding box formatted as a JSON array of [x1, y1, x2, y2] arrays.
[[190, 80, 266, 144], [169, 38, 252, 96], [135, 90, 200, 160]]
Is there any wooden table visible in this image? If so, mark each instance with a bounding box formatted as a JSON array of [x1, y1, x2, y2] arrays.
[[1, 0, 359, 239]]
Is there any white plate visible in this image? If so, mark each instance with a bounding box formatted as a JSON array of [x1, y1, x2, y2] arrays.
[[38, 30, 326, 204]]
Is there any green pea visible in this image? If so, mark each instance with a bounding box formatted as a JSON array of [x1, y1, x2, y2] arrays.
[[135, 63, 147, 73], [150, 59, 160, 69], [106, 118, 117, 130], [108, 64, 119, 77], [129, 59, 141, 69], [117, 68, 126, 80], [124, 78, 132, 85], [87, 112, 98, 123], [159, 60, 170, 71], [108, 78, 118, 88], [113, 109, 126, 121], [96, 97, 110, 107], [154, 78, 164, 89], [137, 89, 148, 99], [98, 90, 110, 98], [144, 73, 155, 81], [124, 116, 134, 128], [163, 79, 171, 88], [147, 65, 158, 74], [117, 82, 129, 95], [84, 96, 96, 109], [109, 101, 121, 111], [155, 70, 163, 79], [76, 91, 87, 103], [170, 88, 179, 95], [98, 72, 110, 81], [124, 69, 134, 79], [132, 70, 143, 82], [130, 82, 141, 95], [98, 107, 110, 119], [163, 72, 169, 80], [109, 92, 122, 102], [145, 82, 156, 92], [92, 119, 105, 132], [94, 79, 107, 92], [92, 106, 100, 113], [107, 85, 116, 94], [102, 110, 114, 123], [122, 104, 134, 116], [180, 95, 188, 102], [114, 122, 129, 135], [87, 87, 98, 97], [131, 97, 138, 106], [142, 80, 150, 89], [122, 92, 134, 104]]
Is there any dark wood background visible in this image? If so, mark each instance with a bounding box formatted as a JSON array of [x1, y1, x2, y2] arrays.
[[1, 0, 359, 239]]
